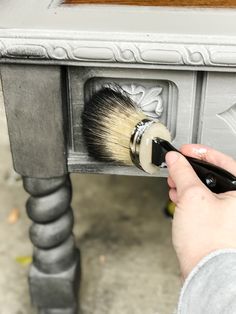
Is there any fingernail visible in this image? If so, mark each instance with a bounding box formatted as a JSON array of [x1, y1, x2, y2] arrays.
[[165, 151, 181, 167]]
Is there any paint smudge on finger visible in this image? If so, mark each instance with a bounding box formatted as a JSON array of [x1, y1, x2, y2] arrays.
[[192, 147, 208, 159]]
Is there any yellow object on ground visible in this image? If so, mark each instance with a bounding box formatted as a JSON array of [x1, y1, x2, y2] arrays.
[[15, 256, 32, 266], [165, 200, 176, 217]]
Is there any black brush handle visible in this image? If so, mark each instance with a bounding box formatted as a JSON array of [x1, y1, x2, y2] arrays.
[[152, 138, 236, 194]]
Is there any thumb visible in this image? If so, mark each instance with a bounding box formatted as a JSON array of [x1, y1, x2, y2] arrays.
[[166, 151, 205, 197]]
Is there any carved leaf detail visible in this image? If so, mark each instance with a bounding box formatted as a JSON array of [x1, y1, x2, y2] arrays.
[[140, 87, 163, 114], [122, 84, 163, 118], [122, 84, 145, 104], [217, 103, 236, 133]]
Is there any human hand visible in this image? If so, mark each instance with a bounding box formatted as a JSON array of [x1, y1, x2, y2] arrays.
[[165, 144, 236, 280]]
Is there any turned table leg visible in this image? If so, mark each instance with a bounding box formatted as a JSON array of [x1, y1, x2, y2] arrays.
[[23, 175, 80, 314], [1, 64, 80, 313]]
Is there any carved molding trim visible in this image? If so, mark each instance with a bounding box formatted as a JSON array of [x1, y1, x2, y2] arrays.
[[217, 103, 236, 134], [1, 30, 236, 66], [121, 84, 163, 119]]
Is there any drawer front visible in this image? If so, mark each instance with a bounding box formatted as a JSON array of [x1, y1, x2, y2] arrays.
[[67, 66, 197, 176], [199, 72, 236, 159]]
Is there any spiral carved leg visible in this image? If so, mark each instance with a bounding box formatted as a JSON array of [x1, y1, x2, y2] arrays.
[[23, 175, 80, 314]]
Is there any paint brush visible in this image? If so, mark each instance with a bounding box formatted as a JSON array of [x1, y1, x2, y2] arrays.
[[82, 86, 236, 193]]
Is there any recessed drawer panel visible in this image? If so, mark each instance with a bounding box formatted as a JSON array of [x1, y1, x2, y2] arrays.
[[67, 66, 197, 176], [199, 72, 236, 159]]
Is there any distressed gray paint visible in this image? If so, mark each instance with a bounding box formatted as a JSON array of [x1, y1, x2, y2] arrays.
[[0, 1, 236, 35], [24, 175, 80, 313], [199, 72, 236, 158], [67, 66, 197, 175], [2, 31, 236, 67], [1, 2, 236, 313], [0, 64, 67, 178], [1, 2, 236, 67]]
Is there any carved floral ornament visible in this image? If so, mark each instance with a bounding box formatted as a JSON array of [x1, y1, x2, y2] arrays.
[[218, 103, 236, 134], [122, 84, 164, 119]]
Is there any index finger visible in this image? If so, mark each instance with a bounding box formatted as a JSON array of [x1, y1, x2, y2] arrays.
[[165, 151, 208, 197], [180, 144, 236, 176]]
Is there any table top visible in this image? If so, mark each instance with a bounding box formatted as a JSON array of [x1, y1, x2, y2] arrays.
[[64, 0, 236, 6], [1, 0, 236, 67], [0, 0, 236, 36]]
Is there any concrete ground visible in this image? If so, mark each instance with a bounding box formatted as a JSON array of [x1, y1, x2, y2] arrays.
[[0, 84, 181, 314]]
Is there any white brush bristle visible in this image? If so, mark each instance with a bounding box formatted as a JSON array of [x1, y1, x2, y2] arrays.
[[82, 86, 171, 168], [82, 86, 146, 165], [102, 105, 146, 164]]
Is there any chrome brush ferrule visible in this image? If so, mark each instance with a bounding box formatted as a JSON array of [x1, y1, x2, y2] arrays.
[[129, 119, 155, 170]]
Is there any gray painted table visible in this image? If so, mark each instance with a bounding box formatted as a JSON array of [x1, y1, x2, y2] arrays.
[[1, 1, 236, 313]]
